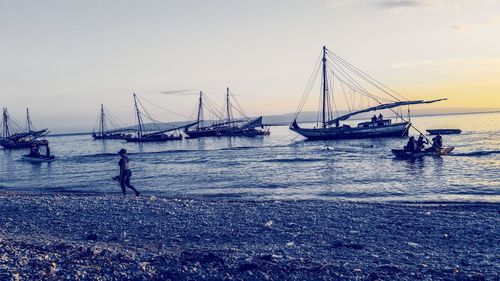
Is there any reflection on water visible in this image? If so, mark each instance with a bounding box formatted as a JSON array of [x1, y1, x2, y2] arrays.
[[0, 112, 498, 202]]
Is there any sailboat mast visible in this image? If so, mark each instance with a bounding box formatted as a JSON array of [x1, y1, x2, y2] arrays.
[[226, 87, 231, 129], [2, 108, 9, 139], [322, 46, 327, 129], [26, 108, 32, 133], [196, 91, 203, 129], [100, 104, 105, 136], [133, 93, 143, 138]]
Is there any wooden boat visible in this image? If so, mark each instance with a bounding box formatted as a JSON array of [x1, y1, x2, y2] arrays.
[[1, 108, 49, 149], [122, 94, 192, 143], [290, 46, 446, 141], [21, 155, 56, 162], [426, 129, 461, 135], [92, 104, 132, 140], [391, 147, 454, 158], [184, 89, 270, 138]]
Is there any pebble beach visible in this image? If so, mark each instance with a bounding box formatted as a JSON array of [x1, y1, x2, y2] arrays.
[[0, 192, 498, 280]]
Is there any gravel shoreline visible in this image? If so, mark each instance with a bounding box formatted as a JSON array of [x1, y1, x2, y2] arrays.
[[0, 192, 499, 280]]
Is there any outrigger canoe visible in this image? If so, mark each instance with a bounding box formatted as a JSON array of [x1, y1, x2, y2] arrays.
[[391, 147, 454, 158], [21, 155, 56, 162]]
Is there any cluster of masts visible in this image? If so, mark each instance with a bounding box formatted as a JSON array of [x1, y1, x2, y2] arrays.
[[2, 46, 448, 152], [92, 88, 270, 142]]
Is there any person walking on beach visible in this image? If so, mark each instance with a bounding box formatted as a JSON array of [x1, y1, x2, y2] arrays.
[[118, 148, 140, 196]]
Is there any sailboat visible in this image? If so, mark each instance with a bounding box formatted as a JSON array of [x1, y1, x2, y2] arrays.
[[184, 88, 270, 138], [0, 108, 49, 149], [290, 46, 445, 140], [92, 104, 132, 140], [123, 94, 194, 142]]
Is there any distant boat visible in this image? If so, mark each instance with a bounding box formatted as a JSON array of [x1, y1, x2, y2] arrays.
[[392, 147, 454, 158], [92, 104, 132, 140], [426, 129, 461, 135], [123, 94, 193, 143], [290, 46, 446, 140], [184, 88, 270, 138], [0, 108, 49, 149]]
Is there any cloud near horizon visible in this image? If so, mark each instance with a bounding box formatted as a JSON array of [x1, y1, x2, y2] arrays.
[[325, 0, 498, 10]]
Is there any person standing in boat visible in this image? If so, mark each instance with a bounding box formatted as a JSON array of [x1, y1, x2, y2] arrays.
[[118, 148, 140, 196], [378, 113, 383, 121], [371, 115, 377, 123]]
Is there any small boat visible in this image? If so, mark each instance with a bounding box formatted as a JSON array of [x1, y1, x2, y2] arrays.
[[21, 155, 56, 162], [21, 142, 55, 162], [122, 94, 192, 143], [1, 108, 49, 149], [184, 89, 270, 138], [92, 104, 132, 140], [290, 46, 446, 141], [391, 147, 454, 158], [426, 129, 461, 135]]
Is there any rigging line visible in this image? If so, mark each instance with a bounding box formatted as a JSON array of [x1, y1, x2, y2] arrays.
[[329, 52, 408, 101], [329, 71, 338, 120], [203, 94, 226, 118], [327, 59, 394, 104], [339, 77, 352, 112], [296, 60, 322, 119], [327, 52, 408, 102], [139, 95, 192, 120], [293, 51, 323, 120], [294, 57, 323, 123], [227, 89, 249, 118], [327, 60, 384, 103]]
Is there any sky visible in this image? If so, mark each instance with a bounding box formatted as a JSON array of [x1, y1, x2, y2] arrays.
[[1, 0, 499, 132]]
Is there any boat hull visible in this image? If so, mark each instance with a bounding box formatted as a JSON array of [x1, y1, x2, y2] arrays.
[[290, 122, 409, 140], [0, 139, 48, 149], [185, 128, 269, 138], [92, 134, 126, 140], [21, 155, 56, 162], [123, 136, 182, 142], [392, 147, 454, 158], [426, 129, 462, 135]]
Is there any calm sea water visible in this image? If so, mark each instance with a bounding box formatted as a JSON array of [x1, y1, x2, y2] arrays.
[[0, 112, 498, 202]]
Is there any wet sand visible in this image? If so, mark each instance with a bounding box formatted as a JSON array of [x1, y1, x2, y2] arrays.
[[0, 192, 498, 280]]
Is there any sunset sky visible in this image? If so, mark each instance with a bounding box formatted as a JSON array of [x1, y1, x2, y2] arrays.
[[1, 0, 499, 132]]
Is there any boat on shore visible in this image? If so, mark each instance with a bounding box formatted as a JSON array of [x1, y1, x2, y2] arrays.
[[122, 94, 193, 143], [426, 129, 462, 135], [1, 108, 49, 149], [392, 147, 454, 158], [290, 46, 445, 140], [184, 89, 269, 138], [92, 104, 132, 140]]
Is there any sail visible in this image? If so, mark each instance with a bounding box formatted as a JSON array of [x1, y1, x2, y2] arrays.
[[241, 116, 263, 129], [143, 121, 199, 137], [327, 98, 447, 124]]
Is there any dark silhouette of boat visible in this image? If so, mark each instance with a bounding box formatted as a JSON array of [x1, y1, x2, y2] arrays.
[[392, 147, 454, 158], [290, 46, 446, 140], [1, 108, 49, 149], [92, 104, 132, 140], [426, 129, 461, 135], [184, 88, 269, 138], [122, 94, 194, 143], [21, 141, 55, 162]]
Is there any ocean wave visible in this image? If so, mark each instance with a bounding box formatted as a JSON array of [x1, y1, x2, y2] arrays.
[[450, 150, 500, 157]]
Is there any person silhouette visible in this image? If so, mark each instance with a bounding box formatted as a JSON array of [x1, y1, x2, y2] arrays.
[[118, 149, 140, 196]]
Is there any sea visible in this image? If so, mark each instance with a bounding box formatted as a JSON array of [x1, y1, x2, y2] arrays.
[[0, 112, 498, 202]]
